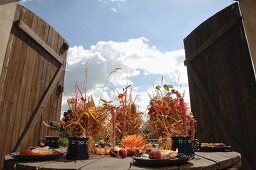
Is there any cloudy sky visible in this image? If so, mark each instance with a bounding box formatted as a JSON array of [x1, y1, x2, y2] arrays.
[[20, 0, 234, 113]]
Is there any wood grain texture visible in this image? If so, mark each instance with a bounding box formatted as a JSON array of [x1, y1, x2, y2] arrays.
[[3, 152, 241, 170], [184, 17, 240, 65], [196, 152, 240, 169], [18, 20, 64, 65], [0, 4, 68, 169], [184, 2, 256, 169]]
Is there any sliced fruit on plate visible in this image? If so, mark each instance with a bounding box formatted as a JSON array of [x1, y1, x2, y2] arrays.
[[201, 143, 226, 147], [19, 146, 63, 156], [19, 149, 33, 155], [159, 149, 178, 159]]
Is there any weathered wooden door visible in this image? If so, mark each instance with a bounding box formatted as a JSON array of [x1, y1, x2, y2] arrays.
[[184, 3, 256, 169], [0, 4, 68, 167]]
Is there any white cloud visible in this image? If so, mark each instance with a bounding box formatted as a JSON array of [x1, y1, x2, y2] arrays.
[[98, 0, 126, 3], [20, 0, 42, 3], [63, 37, 190, 113], [111, 0, 126, 2], [20, 0, 33, 3], [109, 8, 117, 13], [98, 0, 108, 3], [98, 0, 126, 13]]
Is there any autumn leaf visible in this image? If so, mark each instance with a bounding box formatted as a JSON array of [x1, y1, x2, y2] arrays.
[[163, 84, 173, 91], [155, 85, 161, 90]]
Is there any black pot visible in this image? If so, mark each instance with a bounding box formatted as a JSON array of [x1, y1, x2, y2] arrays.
[[171, 136, 201, 156], [39, 136, 59, 148], [66, 137, 89, 160]]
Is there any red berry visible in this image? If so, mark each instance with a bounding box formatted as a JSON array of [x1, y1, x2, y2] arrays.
[[20, 149, 32, 155], [119, 149, 128, 158], [127, 148, 141, 156], [127, 148, 133, 156], [132, 148, 141, 156], [149, 150, 161, 159]]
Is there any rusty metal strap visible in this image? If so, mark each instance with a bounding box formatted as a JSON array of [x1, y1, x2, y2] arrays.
[[184, 17, 242, 65], [16, 20, 64, 65]]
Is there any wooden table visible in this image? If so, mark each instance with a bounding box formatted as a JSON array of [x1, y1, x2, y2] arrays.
[[4, 152, 241, 170]]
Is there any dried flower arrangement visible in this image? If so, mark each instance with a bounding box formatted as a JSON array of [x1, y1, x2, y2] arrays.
[[102, 85, 143, 146], [147, 83, 196, 139], [60, 86, 107, 137], [115, 85, 143, 139], [60, 85, 108, 155]]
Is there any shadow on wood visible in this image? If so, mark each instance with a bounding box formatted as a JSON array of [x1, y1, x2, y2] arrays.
[[184, 2, 256, 169]]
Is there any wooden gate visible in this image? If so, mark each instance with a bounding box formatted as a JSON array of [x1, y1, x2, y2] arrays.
[[0, 4, 68, 167], [184, 2, 256, 169]]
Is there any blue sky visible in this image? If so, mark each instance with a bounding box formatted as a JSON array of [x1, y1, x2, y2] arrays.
[[20, 0, 234, 113]]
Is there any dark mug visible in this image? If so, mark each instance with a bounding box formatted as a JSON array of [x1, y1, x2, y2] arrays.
[[40, 136, 59, 148], [66, 137, 89, 160], [171, 136, 201, 156]]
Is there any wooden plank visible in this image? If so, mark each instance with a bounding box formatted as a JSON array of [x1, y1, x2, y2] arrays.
[[17, 43, 37, 146], [4, 30, 28, 152], [10, 8, 35, 150], [41, 64, 56, 136], [34, 17, 51, 142], [4, 153, 241, 169], [27, 16, 47, 147], [218, 152, 241, 167], [53, 51, 67, 135], [17, 20, 64, 65], [30, 15, 52, 143], [51, 38, 67, 136], [41, 156, 106, 170], [196, 152, 239, 169], [17, 13, 42, 149], [18, 14, 40, 146], [26, 45, 45, 149], [184, 17, 240, 65], [48, 34, 65, 136], [88, 157, 178, 170], [186, 66, 238, 149], [37, 26, 54, 140], [45, 32, 59, 137], [4, 155, 107, 170], [49, 30, 64, 137], [4, 155, 50, 170], [12, 66, 64, 151], [179, 155, 217, 170], [0, 26, 27, 160]]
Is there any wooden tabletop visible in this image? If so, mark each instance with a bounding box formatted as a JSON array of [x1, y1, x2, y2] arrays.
[[4, 152, 241, 170]]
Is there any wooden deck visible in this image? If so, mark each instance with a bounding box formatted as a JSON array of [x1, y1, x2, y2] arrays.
[[4, 151, 241, 170]]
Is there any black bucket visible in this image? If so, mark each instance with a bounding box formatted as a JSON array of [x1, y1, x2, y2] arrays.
[[66, 137, 89, 160]]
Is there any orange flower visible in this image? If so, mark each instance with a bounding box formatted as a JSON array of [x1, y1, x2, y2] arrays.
[[118, 93, 125, 99]]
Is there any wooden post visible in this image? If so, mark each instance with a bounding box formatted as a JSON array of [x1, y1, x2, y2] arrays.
[[239, 0, 256, 72], [0, 0, 17, 77]]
